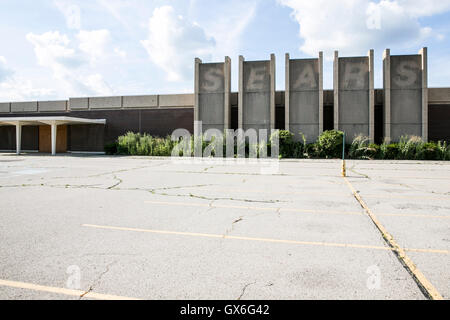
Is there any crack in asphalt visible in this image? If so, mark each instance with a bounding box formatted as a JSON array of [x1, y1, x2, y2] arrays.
[[79, 261, 117, 299], [0, 181, 285, 205], [224, 216, 244, 237], [349, 164, 371, 179], [107, 175, 123, 190], [237, 282, 256, 300]]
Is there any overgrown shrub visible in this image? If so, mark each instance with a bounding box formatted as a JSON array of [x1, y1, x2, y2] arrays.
[[379, 141, 399, 160], [348, 135, 380, 160], [104, 142, 118, 155], [437, 141, 450, 160], [116, 132, 175, 156], [416, 142, 439, 160], [317, 130, 344, 158], [397, 136, 423, 160], [109, 130, 450, 161]]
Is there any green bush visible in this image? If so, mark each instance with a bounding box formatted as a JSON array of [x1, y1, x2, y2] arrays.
[[104, 142, 118, 155], [397, 136, 423, 160], [117, 132, 139, 155], [367, 143, 380, 159], [116, 132, 175, 156], [317, 130, 344, 158], [348, 135, 369, 159], [111, 131, 450, 161], [379, 142, 399, 160], [416, 142, 439, 160], [437, 141, 450, 160]]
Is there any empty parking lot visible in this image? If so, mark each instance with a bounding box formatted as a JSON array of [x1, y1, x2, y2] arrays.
[[0, 154, 449, 300]]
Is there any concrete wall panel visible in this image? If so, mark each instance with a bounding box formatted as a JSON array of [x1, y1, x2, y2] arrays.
[[199, 63, 225, 93], [11, 101, 38, 113], [290, 91, 319, 124], [338, 58, 369, 91], [89, 96, 122, 109], [240, 58, 274, 133], [335, 53, 373, 142], [340, 124, 371, 141], [0, 102, 10, 113], [391, 90, 422, 124], [429, 88, 450, 104], [243, 61, 270, 93], [196, 62, 227, 132], [390, 56, 422, 90], [159, 94, 194, 107], [391, 124, 422, 140], [123, 95, 157, 109], [289, 124, 318, 142], [38, 100, 67, 112], [199, 93, 224, 129], [385, 53, 424, 141], [243, 92, 270, 127], [339, 91, 369, 124], [69, 97, 89, 110], [287, 57, 321, 142], [289, 59, 319, 91]]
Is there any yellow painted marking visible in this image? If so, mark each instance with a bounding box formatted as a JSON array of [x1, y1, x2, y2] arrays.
[[144, 200, 450, 220], [0, 279, 140, 300], [343, 177, 444, 300], [82, 224, 449, 255]]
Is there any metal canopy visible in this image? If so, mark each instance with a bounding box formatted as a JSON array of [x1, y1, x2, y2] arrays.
[[0, 116, 106, 156], [0, 116, 106, 126]]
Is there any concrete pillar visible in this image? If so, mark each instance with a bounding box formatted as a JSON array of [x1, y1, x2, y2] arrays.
[[420, 47, 428, 142], [318, 51, 324, 135], [383, 49, 391, 142], [194, 58, 202, 123], [333, 51, 339, 131], [368, 49, 375, 143], [270, 53, 276, 130], [224, 56, 231, 130], [51, 123, 57, 156], [238, 55, 244, 130], [285, 52, 322, 142], [285, 53, 290, 131], [15, 123, 22, 155]]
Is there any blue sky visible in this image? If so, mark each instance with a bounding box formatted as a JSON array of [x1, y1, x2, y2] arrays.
[[0, 0, 450, 101]]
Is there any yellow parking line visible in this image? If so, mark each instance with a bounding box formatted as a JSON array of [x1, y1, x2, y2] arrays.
[[0, 279, 140, 300], [144, 200, 450, 220], [82, 224, 449, 255], [343, 177, 444, 300]]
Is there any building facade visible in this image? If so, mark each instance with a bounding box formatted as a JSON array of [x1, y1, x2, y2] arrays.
[[1, 48, 450, 154]]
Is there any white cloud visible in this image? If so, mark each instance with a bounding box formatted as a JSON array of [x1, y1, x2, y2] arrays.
[[77, 29, 111, 63], [26, 30, 113, 97], [141, 5, 216, 81], [54, 0, 81, 30], [0, 53, 56, 102], [0, 56, 13, 82], [398, 0, 450, 17], [278, 0, 450, 58], [0, 78, 56, 102], [114, 47, 127, 58], [26, 31, 85, 76], [200, 1, 257, 59]]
